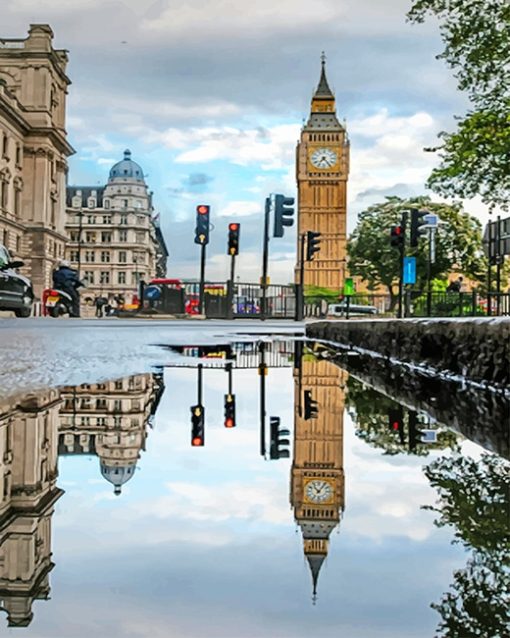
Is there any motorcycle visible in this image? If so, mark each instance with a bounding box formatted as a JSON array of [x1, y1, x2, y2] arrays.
[[43, 288, 78, 317]]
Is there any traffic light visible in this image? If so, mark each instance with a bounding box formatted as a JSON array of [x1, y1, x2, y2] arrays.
[[410, 208, 428, 248], [306, 231, 321, 261], [408, 411, 421, 451], [191, 404, 205, 446], [195, 205, 210, 245], [273, 194, 295, 238], [224, 393, 236, 428], [303, 390, 319, 420], [227, 223, 240, 256], [390, 225, 404, 249], [388, 407, 405, 445], [269, 416, 290, 460]]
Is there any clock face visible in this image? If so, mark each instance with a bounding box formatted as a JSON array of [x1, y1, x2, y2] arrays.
[[305, 479, 334, 504], [310, 148, 337, 169]]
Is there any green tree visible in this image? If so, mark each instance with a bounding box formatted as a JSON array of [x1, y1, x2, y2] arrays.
[[423, 453, 510, 637], [407, 0, 510, 210], [348, 196, 486, 305], [346, 377, 459, 456]]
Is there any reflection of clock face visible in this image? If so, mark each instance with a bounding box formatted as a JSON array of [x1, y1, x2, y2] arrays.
[[310, 148, 337, 169], [305, 479, 334, 503]]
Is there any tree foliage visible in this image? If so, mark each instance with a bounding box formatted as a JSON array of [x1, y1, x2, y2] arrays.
[[424, 453, 510, 637], [348, 196, 486, 298], [407, 0, 510, 209]]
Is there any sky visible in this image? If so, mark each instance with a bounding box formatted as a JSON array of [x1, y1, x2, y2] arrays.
[[7, 360, 478, 638], [1, 0, 487, 282]]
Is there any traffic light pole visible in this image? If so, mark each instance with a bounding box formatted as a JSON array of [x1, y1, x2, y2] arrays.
[[397, 211, 408, 319], [261, 197, 270, 321], [296, 233, 306, 321], [199, 243, 206, 315], [259, 342, 267, 457], [426, 227, 432, 317], [227, 253, 236, 320], [197, 364, 203, 405]]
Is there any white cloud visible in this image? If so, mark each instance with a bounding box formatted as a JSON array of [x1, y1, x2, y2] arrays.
[[154, 124, 300, 169], [217, 201, 261, 217]]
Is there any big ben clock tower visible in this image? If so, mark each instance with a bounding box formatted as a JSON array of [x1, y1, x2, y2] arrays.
[[291, 351, 346, 600], [296, 54, 349, 290]]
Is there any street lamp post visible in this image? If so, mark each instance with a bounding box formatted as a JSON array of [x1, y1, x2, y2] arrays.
[[76, 208, 84, 279]]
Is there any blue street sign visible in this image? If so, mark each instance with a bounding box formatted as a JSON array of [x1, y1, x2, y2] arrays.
[[403, 256, 417, 285]]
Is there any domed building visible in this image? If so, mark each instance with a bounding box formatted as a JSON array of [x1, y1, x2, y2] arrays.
[[65, 150, 168, 309]]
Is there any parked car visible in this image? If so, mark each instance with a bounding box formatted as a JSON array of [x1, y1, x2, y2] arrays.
[[327, 301, 378, 317], [0, 244, 33, 317]]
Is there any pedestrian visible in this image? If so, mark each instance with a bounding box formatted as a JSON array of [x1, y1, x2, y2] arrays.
[[95, 296, 107, 318], [52, 260, 83, 317], [447, 276, 463, 293]]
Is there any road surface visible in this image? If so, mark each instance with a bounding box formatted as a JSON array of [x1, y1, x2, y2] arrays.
[[0, 318, 304, 399]]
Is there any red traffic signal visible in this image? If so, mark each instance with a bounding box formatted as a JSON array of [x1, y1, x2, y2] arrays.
[[192, 436, 204, 446], [390, 225, 404, 248], [224, 394, 236, 427], [227, 223, 240, 256], [197, 205, 209, 215]]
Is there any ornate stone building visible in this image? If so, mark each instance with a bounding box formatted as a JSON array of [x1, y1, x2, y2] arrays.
[[0, 24, 74, 296], [291, 354, 346, 600], [0, 390, 63, 627], [65, 150, 168, 306], [296, 56, 349, 291], [58, 373, 164, 495]]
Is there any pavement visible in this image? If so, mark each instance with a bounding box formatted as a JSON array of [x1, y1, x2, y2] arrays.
[[0, 317, 304, 399]]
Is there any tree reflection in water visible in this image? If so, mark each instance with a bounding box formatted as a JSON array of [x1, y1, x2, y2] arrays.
[[345, 376, 509, 636], [424, 454, 510, 638]]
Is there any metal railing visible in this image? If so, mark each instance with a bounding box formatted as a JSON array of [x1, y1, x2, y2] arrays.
[[304, 291, 510, 319]]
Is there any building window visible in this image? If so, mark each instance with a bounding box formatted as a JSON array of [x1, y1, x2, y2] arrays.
[[2, 135, 8, 158], [104, 199, 110, 209], [119, 251, 127, 263], [101, 232, 112, 243], [70, 231, 79, 242], [88, 198, 95, 208], [86, 215, 94, 224], [100, 271, 110, 284], [122, 199, 128, 208], [118, 271, 126, 284], [103, 215, 111, 224], [85, 250, 95, 262], [86, 232, 96, 243], [84, 271, 94, 284], [0, 179, 8, 209], [14, 189, 21, 217], [119, 230, 127, 242], [70, 250, 79, 262], [15, 145, 21, 166], [96, 398, 107, 409], [101, 251, 111, 263], [120, 214, 128, 225]]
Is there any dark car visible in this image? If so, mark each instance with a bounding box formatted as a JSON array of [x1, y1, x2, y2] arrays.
[[0, 244, 34, 317]]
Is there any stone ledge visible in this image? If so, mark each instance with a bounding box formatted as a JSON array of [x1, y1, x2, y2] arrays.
[[306, 318, 510, 388]]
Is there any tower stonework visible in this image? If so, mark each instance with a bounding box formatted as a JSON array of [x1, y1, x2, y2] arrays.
[[291, 354, 347, 599], [296, 56, 349, 290]]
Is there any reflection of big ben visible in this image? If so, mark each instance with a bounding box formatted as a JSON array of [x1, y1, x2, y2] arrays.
[[296, 54, 349, 290], [291, 355, 346, 599]]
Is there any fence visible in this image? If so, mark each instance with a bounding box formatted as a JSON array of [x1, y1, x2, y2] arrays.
[[304, 291, 510, 319]]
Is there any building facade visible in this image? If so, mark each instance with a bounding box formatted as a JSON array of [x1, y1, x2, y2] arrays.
[[58, 373, 164, 495], [65, 150, 168, 306], [296, 56, 349, 291], [291, 353, 346, 599], [0, 24, 74, 297], [0, 390, 63, 627]]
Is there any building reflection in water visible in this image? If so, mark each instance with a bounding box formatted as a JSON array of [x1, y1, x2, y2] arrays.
[[58, 374, 164, 495], [291, 345, 346, 601], [0, 373, 164, 627], [0, 390, 63, 627]]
